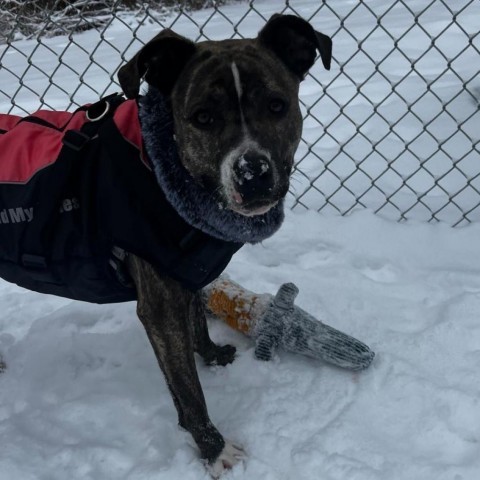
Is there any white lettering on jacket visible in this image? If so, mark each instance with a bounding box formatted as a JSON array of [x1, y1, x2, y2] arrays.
[[0, 207, 34, 224]]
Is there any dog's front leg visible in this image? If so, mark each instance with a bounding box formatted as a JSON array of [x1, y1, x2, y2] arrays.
[[127, 254, 245, 475]]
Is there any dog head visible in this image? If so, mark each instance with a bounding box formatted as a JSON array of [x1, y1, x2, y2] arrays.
[[118, 14, 331, 217]]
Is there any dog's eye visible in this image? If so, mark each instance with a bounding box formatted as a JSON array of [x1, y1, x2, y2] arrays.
[[269, 99, 286, 114], [193, 110, 214, 126]]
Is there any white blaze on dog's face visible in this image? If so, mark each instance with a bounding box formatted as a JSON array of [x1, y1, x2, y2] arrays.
[[216, 61, 284, 217], [170, 40, 303, 216]]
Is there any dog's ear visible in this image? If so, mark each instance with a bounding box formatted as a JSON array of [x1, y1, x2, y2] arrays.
[[118, 30, 196, 98], [258, 14, 332, 80]]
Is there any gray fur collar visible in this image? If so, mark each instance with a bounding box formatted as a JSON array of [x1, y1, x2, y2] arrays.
[[138, 88, 284, 244]]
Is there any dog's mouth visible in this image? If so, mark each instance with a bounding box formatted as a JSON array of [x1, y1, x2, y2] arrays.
[[222, 168, 289, 217], [224, 186, 282, 217], [187, 170, 279, 217], [218, 147, 289, 217], [229, 191, 278, 216]]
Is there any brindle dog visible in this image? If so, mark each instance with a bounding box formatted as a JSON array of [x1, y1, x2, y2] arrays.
[[118, 14, 331, 477]]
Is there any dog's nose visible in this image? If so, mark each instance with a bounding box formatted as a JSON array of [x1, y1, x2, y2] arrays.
[[233, 153, 274, 204]]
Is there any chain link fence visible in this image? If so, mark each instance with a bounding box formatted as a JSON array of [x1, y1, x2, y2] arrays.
[[1, 0, 479, 226]]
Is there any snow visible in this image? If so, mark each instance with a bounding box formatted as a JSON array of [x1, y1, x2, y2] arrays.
[[1, 0, 480, 479], [1, 210, 480, 479]]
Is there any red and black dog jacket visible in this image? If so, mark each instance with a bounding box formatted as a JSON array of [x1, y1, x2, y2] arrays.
[[0, 95, 241, 303]]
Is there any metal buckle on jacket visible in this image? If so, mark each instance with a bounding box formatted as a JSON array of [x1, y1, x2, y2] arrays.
[[86, 99, 110, 122]]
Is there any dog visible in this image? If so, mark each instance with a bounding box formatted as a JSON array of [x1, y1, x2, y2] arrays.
[[0, 14, 331, 477]]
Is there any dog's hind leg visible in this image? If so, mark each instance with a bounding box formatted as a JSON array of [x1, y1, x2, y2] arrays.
[[191, 293, 236, 366], [127, 255, 245, 472]]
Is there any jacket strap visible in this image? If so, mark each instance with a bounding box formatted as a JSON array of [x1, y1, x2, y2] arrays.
[[21, 94, 126, 283], [62, 93, 126, 151]]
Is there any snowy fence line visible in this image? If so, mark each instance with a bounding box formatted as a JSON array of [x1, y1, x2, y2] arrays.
[[0, 0, 479, 226]]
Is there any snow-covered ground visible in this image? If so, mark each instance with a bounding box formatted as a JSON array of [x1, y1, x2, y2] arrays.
[[1, 1, 480, 479], [1, 210, 480, 480]]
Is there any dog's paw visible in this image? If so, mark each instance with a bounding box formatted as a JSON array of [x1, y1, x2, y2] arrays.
[[207, 440, 246, 478], [203, 344, 236, 366]]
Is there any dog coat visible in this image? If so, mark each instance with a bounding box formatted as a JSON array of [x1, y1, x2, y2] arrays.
[[0, 95, 242, 303]]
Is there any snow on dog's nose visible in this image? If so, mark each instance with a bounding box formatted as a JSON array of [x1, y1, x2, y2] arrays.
[[232, 153, 274, 205], [220, 143, 281, 216]]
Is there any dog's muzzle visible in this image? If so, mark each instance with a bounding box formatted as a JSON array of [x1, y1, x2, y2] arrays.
[[229, 153, 279, 215], [234, 153, 274, 199]]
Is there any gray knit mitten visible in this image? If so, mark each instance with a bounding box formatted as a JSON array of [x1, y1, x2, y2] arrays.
[[254, 283, 375, 370]]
